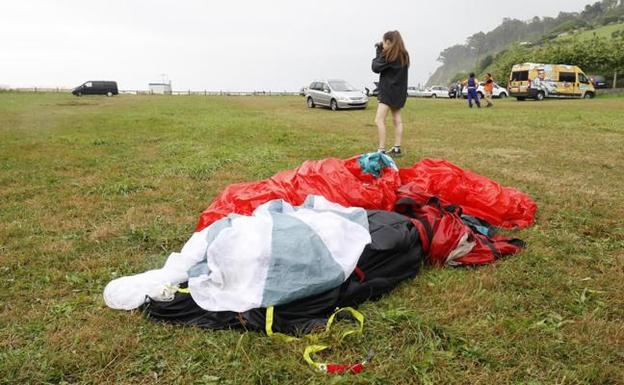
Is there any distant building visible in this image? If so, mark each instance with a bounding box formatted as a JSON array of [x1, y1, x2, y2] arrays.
[[149, 82, 172, 94]]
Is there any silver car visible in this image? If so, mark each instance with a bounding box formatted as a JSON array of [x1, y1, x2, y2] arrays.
[[305, 79, 368, 111]]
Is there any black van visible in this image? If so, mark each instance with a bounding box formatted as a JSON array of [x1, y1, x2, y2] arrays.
[[72, 81, 118, 96]]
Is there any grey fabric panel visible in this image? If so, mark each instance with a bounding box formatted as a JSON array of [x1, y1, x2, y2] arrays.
[[205, 216, 236, 245], [187, 216, 234, 279], [329, 208, 369, 231], [187, 262, 210, 278], [302, 195, 369, 231], [261, 212, 345, 307], [302, 195, 317, 207], [266, 200, 287, 212]]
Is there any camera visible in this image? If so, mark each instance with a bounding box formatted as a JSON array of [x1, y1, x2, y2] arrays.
[[375, 42, 383, 49]]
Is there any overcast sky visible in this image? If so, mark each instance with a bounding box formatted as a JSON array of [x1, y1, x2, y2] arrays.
[[1, 0, 591, 91]]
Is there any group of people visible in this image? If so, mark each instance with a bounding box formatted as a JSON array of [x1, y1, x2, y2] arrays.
[[371, 31, 495, 156], [460, 72, 495, 109], [450, 74, 495, 108]]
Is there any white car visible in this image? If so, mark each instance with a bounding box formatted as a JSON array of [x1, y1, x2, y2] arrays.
[[407, 86, 424, 97], [428, 86, 450, 98], [408, 86, 449, 98], [463, 82, 508, 99]]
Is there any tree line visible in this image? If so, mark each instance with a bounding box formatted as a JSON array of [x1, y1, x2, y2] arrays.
[[481, 36, 624, 87], [428, 0, 624, 86]]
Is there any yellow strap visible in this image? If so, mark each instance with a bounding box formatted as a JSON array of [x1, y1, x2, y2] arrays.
[[265, 306, 275, 336], [325, 307, 364, 341], [265, 306, 366, 370], [303, 344, 330, 371], [265, 306, 299, 343], [177, 287, 190, 294], [304, 307, 365, 371]]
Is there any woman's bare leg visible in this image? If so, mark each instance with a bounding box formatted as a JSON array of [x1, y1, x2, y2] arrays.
[[375, 103, 391, 150], [391, 108, 403, 147]]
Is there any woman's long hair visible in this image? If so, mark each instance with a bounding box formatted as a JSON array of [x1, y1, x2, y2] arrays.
[[382, 30, 410, 67]]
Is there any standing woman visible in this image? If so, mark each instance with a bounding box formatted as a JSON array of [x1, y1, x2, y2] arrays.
[[372, 30, 410, 156]]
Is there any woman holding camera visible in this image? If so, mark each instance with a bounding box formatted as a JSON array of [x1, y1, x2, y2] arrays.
[[372, 30, 410, 157]]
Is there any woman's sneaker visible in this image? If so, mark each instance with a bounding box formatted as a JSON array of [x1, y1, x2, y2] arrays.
[[377, 148, 386, 154], [389, 146, 403, 157]]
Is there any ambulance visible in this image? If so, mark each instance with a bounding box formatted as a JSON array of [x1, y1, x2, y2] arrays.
[[508, 63, 595, 101]]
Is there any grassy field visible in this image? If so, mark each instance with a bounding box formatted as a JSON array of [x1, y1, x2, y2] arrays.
[[1, 92, 623, 384]]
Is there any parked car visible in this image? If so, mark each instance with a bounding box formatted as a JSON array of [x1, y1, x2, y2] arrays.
[[305, 79, 368, 111], [408, 86, 449, 98], [589, 75, 609, 89], [407, 86, 420, 97], [407, 87, 432, 97], [428, 86, 450, 98], [448, 85, 460, 98], [508, 63, 594, 101], [462, 82, 508, 99], [72, 81, 118, 97]]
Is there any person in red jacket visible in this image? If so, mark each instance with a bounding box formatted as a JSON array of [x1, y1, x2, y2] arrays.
[[372, 30, 410, 157]]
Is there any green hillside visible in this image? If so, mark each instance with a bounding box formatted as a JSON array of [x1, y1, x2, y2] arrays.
[[558, 21, 624, 40], [428, 0, 624, 86]]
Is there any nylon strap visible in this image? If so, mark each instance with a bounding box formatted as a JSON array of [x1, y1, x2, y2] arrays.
[[265, 306, 365, 371], [303, 345, 330, 371], [265, 306, 299, 343], [325, 307, 365, 341]]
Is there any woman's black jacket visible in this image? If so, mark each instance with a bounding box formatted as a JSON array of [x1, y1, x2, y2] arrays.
[[372, 47, 409, 109]]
